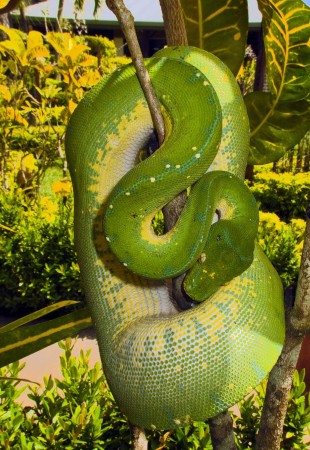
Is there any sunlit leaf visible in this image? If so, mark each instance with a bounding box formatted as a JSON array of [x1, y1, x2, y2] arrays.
[[67, 44, 92, 64], [2, 106, 27, 126], [0, 25, 25, 58], [46, 32, 73, 57], [246, 0, 310, 164], [180, 0, 248, 75], [25, 45, 50, 63], [27, 30, 44, 50], [0, 85, 11, 102]]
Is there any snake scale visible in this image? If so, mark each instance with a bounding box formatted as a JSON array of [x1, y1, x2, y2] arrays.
[[65, 46, 285, 430]]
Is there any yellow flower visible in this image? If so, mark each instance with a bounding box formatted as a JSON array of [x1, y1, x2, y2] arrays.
[[295, 172, 310, 185], [259, 211, 283, 232], [40, 196, 58, 223], [52, 179, 72, 197], [21, 154, 37, 172]]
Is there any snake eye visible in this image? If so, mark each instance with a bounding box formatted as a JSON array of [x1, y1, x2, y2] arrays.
[[212, 209, 221, 224], [216, 235, 222, 241]]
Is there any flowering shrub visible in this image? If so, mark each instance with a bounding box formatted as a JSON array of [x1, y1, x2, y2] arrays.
[[0, 26, 131, 194], [249, 171, 310, 221], [257, 211, 305, 288], [0, 188, 84, 315]]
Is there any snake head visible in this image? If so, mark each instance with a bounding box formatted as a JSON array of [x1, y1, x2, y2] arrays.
[[183, 219, 257, 302]]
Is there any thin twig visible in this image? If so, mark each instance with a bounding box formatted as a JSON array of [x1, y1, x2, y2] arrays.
[[106, 0, 165, 145], [105, 1, 166, 446]]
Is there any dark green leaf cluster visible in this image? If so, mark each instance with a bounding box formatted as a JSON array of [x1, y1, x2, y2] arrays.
[[0, 191, 84, 315]]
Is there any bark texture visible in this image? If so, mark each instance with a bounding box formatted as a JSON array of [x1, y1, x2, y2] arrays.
[[209, 411, 237, 450], [130, 423, 148, 450], [289, 207, 310, 334], [159, 0, 188, 46]]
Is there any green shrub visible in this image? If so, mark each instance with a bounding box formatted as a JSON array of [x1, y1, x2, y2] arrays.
[[0, 339, 130, 449], [0, 188, 84, 315], [234, 370, 310, 450], [257, 212, 305, 288], [249, 171, 310, 221], [0, 339, 309, 449]]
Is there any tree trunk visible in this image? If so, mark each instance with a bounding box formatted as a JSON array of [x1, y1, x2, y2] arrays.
[[159, 0, 188, 46], [256, 210, 310, 449], [209, 411, 236, 450], [0, 12, 10, 28], [19, 2, 28, 33]]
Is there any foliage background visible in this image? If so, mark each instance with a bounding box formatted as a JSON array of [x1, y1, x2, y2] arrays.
[[0, 339, 309, 449], [0, 0, 309, 446], [0, 26, 308, 314]]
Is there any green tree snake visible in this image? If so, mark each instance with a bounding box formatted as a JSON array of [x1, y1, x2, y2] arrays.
[[65, 46, 285, 430]]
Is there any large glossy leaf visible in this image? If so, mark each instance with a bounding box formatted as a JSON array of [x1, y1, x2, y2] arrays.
[[0, 300, 79, 333], [27, 30, 44, 51], [246, 0, 310, 164], [0, 305, 92, 367], [0, 25, 25, 57], [180, 0, 248, 75]]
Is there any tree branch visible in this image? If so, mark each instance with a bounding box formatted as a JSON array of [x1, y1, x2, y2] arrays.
[[129, 423, 148, 450], [209, 411, 237, 450], [256, 208, 310, 450], [289, 206, 310, 334], [105, 1, 166, 446], [106, 0, 165, 145]]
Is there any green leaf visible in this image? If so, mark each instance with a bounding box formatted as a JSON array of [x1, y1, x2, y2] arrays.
[[0, 25, 26, 57], [180, 0, 248, 75], [27, 30, 44, 50], [0, 300, 80, 333], [0, 308, 92, 367], [246, 0, 310, 164]]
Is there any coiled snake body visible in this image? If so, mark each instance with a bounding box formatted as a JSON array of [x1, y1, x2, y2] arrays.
[[66, 47, 285, 429]]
